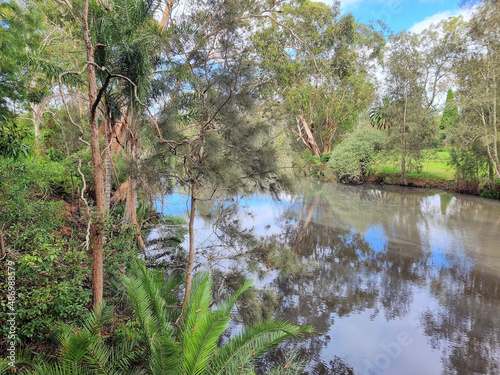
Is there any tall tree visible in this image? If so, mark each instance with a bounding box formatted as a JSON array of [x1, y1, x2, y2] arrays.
[[385, 31, 433, 185], [81, 0, 108, 307], [0, 1, 43, 116], [440, 89, 459, 131], [91, 0, 162, 249], [151, 0, 290, 316], [453, 0, 500, 181], [253, 0, 383, 156]]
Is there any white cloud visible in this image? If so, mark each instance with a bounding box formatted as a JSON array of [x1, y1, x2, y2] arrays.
[[409, 7, 474, 34]]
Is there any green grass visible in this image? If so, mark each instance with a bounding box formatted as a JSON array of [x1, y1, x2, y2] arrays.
[[370, 149, 455, 182]]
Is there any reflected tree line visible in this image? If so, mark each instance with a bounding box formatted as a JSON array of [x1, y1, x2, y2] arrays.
[[261, 184, 500, 375], [161, 185, 500, 374]]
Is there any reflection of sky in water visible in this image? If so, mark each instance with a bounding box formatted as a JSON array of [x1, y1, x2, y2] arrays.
[[417, 195, 473, 272], [153, 185, 500, 375], [364, 225, 388, 254], [157, 193, 190, 217]]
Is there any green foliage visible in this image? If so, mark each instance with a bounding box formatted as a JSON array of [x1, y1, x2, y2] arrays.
[[480, 189, 500, 199], [300, 149, 331, 180], [122, 260, 312, 375], [448, 147, 488, 184], [10, 262, 311, 374], [19, 302, 144, 375], [369, 98, 392, 130], [0, 1, 43, 114], [252, 0, 382, 154], [328, 128, 385, 183], [440, 89, 459, 131], [0, 117, 32, 159], [0, 157, 93, 342]]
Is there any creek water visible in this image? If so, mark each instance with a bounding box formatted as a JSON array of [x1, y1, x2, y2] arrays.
[[155, 182, 500, 375]]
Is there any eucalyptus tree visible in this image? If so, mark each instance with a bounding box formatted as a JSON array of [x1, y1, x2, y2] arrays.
[[384, 31, 432, 185], [252, 0, 384, 156], [453, 0, 500, 181], [0, 1, 42, 117]]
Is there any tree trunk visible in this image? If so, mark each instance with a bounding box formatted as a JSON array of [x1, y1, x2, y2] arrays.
[[486, 144, 500, 181], [83, 0, 106, 308], [294, 195, 320, 250], [297, 115, 321, 157], [124, 159, 145, 249], [401, 95, 408, 186], [489, 161, 495, 188], [160, 0, 174, 30], [31, 103, 42, 144], [30, 95, 55, 145], [492, 63, 500, 180], [105, 118, 112, 211], [180, 184, 196, 323], [122, 108, 145, 250]]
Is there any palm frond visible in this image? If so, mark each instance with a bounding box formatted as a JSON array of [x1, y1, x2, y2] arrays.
[[208, 320, 313, 375], [26, 363, 90, 375], [122, 260, 182, 374]]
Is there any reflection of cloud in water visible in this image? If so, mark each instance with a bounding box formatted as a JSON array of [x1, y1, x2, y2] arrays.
[[153, 183, 500, 375]]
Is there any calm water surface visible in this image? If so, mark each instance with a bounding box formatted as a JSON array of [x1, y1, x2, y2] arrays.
[[157, 182, 500, 375]]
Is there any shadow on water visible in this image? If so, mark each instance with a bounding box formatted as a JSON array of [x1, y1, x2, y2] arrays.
[[156, 181, 500, 375]]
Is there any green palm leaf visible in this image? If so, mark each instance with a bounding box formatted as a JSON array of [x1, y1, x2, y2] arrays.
[[208, 320, 313, 375]]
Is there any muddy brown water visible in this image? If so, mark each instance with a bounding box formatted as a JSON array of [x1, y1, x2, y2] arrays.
[[157, 182, 500, 375]]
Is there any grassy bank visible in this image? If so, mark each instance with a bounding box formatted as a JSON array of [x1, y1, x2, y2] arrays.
[[365, 150, 499, 197]]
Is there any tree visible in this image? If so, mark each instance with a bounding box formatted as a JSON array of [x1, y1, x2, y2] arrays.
[[0, 1, 42, 117], [453, 0, 500, 182], [440, 89, 459, 131], [150, 0, 291, 316], [252, 0, 383, 156], [52, 0, 166, 306], [369, 97, 392, 130], [90, 0, 163, 248], [384, 31, 436, 185], [328, 127, 385, 183]]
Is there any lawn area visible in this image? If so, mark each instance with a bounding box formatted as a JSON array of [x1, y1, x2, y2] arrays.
[[371, 150, 455, 182]]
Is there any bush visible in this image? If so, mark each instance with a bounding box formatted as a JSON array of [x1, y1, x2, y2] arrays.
[[0, 158, 91, 343], [328, 128, 385, 183]]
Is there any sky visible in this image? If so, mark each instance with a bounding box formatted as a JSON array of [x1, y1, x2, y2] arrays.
[[320, 0, 471, 33]]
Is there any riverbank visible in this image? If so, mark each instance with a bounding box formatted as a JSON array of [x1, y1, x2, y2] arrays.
[[355, 150, 500, 199], [364, 171, 500, 199]]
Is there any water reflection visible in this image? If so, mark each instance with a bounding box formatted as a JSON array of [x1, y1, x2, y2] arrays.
[[265, 183, 500, 375], [160, 182, 500, 375]]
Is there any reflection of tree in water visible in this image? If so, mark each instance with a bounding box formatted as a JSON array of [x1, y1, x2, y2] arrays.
[[423, 258, 500, 375], [179, 182, 500, 374], [270, 184, 500, 375], [275, 188, 429, 325]]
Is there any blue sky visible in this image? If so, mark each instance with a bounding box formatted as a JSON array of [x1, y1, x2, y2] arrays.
[[321, 0, 469, 33]]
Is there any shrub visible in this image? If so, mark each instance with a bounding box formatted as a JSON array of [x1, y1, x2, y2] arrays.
[[328, 128, 385, 183], [0, 158, 91, 343]]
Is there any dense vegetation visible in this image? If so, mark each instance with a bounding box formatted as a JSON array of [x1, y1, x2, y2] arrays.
[[1, 0, 500, 373]]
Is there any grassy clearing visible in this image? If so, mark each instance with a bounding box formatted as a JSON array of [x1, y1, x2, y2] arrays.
[[369, 149, 455, 183]]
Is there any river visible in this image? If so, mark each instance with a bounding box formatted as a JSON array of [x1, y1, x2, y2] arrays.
[[153, 182, 500, 375]]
